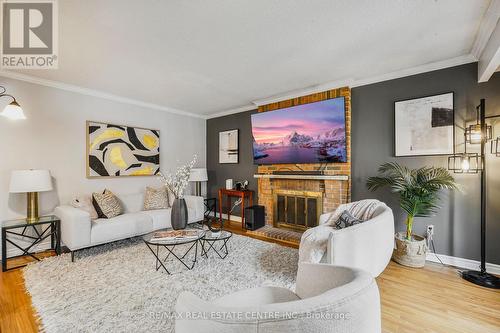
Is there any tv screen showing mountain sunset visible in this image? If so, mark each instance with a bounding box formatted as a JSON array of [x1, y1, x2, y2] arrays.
[[251, 97, 347, 164]]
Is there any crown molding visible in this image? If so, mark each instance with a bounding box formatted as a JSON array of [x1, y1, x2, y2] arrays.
[[205, 104, 256, 119], [251, 78, 354, 106], [254, 54, 476, 105], [471, 0, 500, 59], [1, 53, 478, 121], [0, 71, 206, 119], [477, 19, 500, 82], [208, 54, 477, 119], [350, 53, 477, 87]]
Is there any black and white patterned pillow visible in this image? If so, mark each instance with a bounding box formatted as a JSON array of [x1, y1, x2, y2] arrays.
[[92, 189, 123, 219], [143, 186, 169, 210], [334, 210, 363, 229]]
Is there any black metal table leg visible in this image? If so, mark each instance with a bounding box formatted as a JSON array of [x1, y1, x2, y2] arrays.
[[51, 223, 55, 250], [56, 220, 61, 255], [202, 237, 230, 259], [2, 228, 6, 272]]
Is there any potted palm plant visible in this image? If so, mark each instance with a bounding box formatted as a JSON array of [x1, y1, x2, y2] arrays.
[[367, 162, 459, 268]]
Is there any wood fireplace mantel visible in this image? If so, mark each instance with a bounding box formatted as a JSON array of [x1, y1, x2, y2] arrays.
[[254, 174, 348, 181]]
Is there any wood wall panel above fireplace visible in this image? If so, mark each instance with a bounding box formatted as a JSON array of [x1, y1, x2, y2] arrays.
[[256, 87, 351, 228]]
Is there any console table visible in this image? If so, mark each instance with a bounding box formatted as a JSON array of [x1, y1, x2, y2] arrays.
[[218, 189, 254, 229]]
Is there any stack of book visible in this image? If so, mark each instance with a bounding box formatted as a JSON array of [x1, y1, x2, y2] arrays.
[[150, 230, 200, 242]]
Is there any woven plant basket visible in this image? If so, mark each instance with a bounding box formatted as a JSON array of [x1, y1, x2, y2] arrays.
[[392, 232, 427, 268]]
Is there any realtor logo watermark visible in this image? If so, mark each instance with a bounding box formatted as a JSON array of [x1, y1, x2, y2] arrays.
[[1, 0, 58, 69]]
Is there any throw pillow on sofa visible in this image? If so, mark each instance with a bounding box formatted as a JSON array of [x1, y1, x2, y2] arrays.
[[335, 210, 363, 229], [144, 186, 170, 210], [92, 189, 123, 219], [71, 195, 98, 220]]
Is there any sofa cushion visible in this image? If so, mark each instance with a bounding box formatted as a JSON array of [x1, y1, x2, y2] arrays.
[[335, 210, 363, 229], [118, 192, 145, 213], [140, 209, 171, 230], [71, 195, 98, 220], [92, 189, 123, 219], [91, 212, 153, 245], [144, 186, 169, 210]]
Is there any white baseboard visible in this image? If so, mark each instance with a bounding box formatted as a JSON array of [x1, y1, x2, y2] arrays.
[[426, 252, 500, 275], [209, 212, 242, 223], [3, 240, 52, 259]]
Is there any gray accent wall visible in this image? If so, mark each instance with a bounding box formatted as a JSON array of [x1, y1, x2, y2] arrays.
[[352, 63, 500, 265], [206, 110, 258, 215], [207, 63, 500, 264]]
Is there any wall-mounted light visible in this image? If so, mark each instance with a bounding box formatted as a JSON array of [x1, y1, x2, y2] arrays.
[[0, 86, 26, 120]]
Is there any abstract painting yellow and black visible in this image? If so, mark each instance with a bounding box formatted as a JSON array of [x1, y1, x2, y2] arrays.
[[87, 121, 160, 177]]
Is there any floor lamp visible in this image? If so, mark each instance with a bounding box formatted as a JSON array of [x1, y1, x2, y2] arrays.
[[448, 99, 500, 289]]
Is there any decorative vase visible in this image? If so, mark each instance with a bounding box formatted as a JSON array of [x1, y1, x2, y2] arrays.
[[171, 198, 188, 230], [392, 232, 427, 268]]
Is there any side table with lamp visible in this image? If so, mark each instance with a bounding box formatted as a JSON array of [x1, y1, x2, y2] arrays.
[[9, 169, 53, 223], [188, 168, 218, 223], [2, 170, 61, 271], [189, 168, 208, 197]]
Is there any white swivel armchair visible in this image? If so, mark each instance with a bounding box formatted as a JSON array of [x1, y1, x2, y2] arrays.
[[320, 202, 394, 277], [175, 263, 381, 333]]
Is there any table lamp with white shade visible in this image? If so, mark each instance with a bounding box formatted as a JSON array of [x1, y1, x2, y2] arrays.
[[189, 168, 208, 197], [9, 170, 53, 223]]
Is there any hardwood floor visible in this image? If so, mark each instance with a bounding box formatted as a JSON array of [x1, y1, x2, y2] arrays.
[[1, 235, 499, 332]]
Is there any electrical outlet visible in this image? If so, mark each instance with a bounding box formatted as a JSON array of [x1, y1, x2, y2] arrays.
[[426, 225, 434, 238]]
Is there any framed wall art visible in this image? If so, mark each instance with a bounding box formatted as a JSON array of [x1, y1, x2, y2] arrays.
[[219, 129, 239, 163], [394, 92, 454, 157], [86, 121, 160, 178]]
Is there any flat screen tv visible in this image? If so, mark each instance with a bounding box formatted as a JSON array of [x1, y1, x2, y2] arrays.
[[251, 97, 347, 165]]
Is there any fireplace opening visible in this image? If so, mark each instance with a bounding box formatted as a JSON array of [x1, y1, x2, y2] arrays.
[[273, 190, 323, 231]]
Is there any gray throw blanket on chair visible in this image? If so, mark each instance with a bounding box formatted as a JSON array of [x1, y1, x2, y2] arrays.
[[298, 199, 383, 263]]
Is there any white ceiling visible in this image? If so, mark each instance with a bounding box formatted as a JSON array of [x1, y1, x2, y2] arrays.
[[4, 0, 493, 117]]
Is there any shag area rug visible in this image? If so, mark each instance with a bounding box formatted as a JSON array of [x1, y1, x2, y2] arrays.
[[23, 234, 298, 332]]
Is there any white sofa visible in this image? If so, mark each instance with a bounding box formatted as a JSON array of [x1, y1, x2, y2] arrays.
[[54, 192, 204, 260], [176, 263, 381, 333], [320, 202, 394, 277]]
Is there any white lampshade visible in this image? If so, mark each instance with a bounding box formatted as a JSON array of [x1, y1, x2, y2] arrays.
[[1, 101, 26, 120], [9, 169, 53, 193], [189, 168, 208, 182]]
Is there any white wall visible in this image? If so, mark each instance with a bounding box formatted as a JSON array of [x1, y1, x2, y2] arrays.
[[0, 77, 206, 225]]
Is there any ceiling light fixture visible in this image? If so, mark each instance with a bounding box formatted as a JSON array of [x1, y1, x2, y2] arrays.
[[0, 86, 26, 120]]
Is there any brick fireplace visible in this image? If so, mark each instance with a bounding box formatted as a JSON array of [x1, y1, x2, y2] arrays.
[[255, 87, 351, 229]]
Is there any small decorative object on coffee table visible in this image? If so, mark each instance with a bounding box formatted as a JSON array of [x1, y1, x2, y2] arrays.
[[2, 215, 61, 271], [158, 155, 197, 230], [143, 228, 205, 274], [201, 230, 232, 259]]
